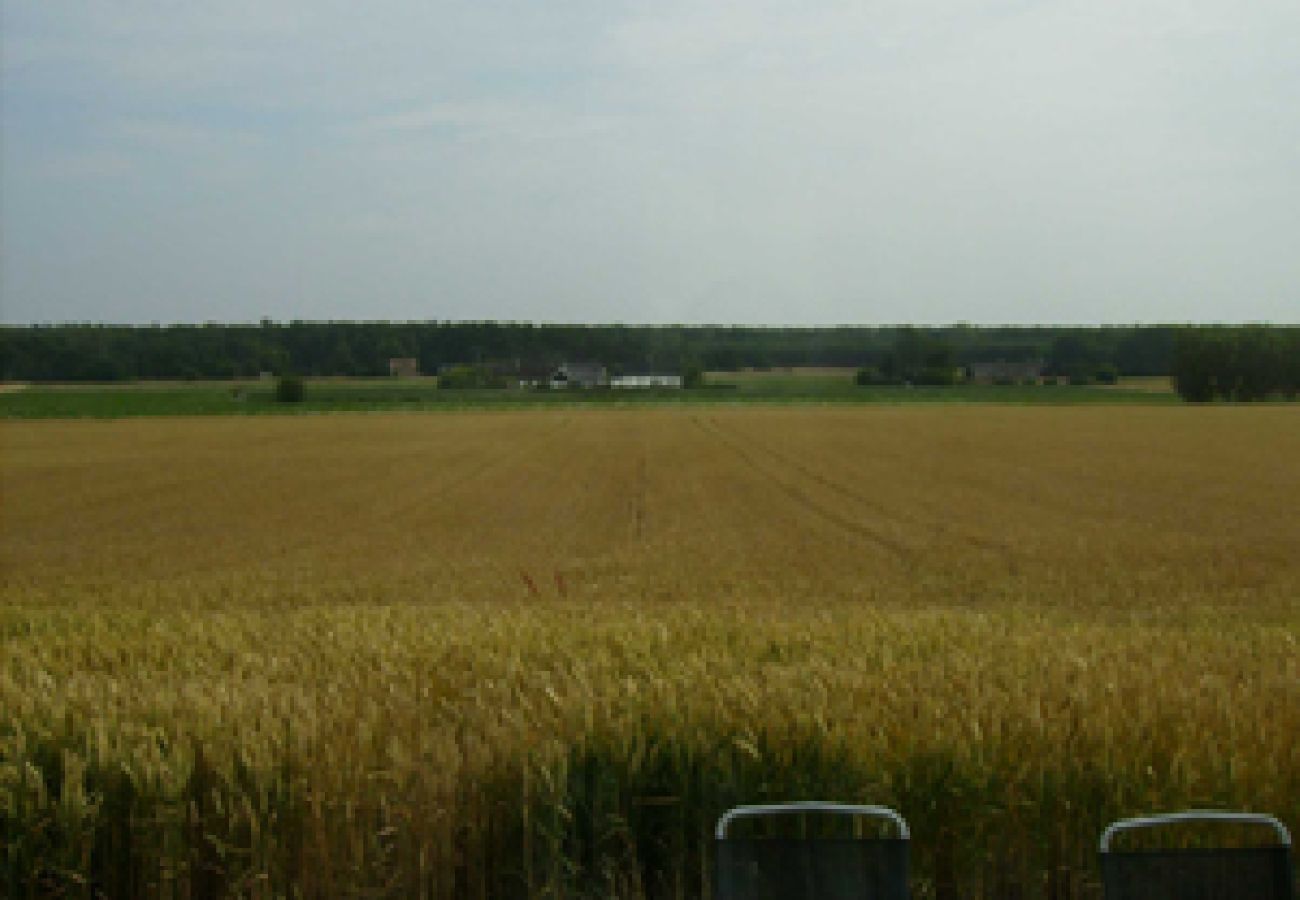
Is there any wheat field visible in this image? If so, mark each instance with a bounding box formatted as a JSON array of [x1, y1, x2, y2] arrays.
[[2, 406, 1298, 898]]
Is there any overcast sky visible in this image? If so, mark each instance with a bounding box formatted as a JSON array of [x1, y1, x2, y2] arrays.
[[3, 1, 1298, 326]]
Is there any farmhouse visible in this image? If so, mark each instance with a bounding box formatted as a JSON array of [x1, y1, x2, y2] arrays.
[[550, 362, 608, 389], [967, 360, 1045, 383], [388, 357, 419, 378]]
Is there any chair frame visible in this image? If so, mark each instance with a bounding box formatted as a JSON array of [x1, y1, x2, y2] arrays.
[[1100, 809, 1292, 853], [716, 801, 911, 841], [715, 801, 911, 899], [1100, 809, 1294, 900]]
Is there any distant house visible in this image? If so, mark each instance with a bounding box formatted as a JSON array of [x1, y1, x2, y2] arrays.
[[388, 358, 419, 378], [610, 373, 682, 389], [967, 361, 1045, 383], [550, 362, 608, 389]]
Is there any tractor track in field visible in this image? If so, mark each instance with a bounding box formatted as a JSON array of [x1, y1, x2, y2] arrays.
[[750, 429, 1020, 571], [634, 446, 647, 540], [691, 415, 916, 562], [697, 415, 1021, 574], [340, 414, 577, 533], [423, 416, 572, 497]]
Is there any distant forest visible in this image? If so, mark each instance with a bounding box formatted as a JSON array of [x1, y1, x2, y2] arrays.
[[1, 321, 1188, 381], [1, 322, 1295, 398]]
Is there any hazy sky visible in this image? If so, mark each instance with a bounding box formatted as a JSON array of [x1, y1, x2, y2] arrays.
[[3, 1, 1298, 325]]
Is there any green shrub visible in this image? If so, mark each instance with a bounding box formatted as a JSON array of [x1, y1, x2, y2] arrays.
[[913, 367, 959, 386], [437, 366, 507, 389], [855, 366, 900, 386], [274, 374, 305, 403], [1094, 364, 1119, 385]]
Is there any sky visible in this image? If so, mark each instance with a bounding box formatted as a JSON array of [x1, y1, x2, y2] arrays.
[[3, 1, 1298, 326]]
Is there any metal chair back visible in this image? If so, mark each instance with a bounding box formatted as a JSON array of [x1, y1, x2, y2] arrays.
[[715, 802, 910, 900], [1100, 810, 1295, 900]]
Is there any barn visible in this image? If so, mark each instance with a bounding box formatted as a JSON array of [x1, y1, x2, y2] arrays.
[[388, 357, 420, 378], [550, 362, 608, 389]]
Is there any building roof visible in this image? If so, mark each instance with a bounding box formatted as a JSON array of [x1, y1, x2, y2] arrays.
[[557, 362, 606, 377]]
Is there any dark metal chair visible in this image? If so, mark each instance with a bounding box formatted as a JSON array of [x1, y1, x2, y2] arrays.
[[1100, 810, 1295, 900], [714, 802, 910, 900]]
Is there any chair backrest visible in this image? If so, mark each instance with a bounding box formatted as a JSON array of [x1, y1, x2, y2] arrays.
[[714, 802, 910, 900], [1100, 810, 1295, 900]]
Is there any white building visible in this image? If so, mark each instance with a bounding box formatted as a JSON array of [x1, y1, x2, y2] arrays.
[[610, 373, 682, 389]]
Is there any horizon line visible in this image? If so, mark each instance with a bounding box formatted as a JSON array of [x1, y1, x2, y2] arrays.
[[5, 318, 1297, 330]]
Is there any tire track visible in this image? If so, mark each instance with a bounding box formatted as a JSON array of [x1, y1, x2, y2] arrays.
[[405, 414, 574, 510], [634, 446, 647, 540], [691, 415, 916, 562], [700, 415, 1021, 574], [759, 425, 1019, 570]]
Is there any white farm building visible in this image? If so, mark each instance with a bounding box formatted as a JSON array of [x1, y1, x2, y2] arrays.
[[544, 363, 682, 390], [610, 373, 682, 389]]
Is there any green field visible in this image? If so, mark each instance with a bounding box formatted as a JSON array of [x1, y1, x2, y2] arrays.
[[0, 373, 1180, 419]]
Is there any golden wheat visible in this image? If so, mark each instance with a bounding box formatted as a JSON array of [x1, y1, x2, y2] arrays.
[[2, 406, 1297, 897]]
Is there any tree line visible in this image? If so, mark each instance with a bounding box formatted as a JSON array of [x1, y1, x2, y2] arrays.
[[0, 321, 1198, 382], [1173, 326, 1299, 401]]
